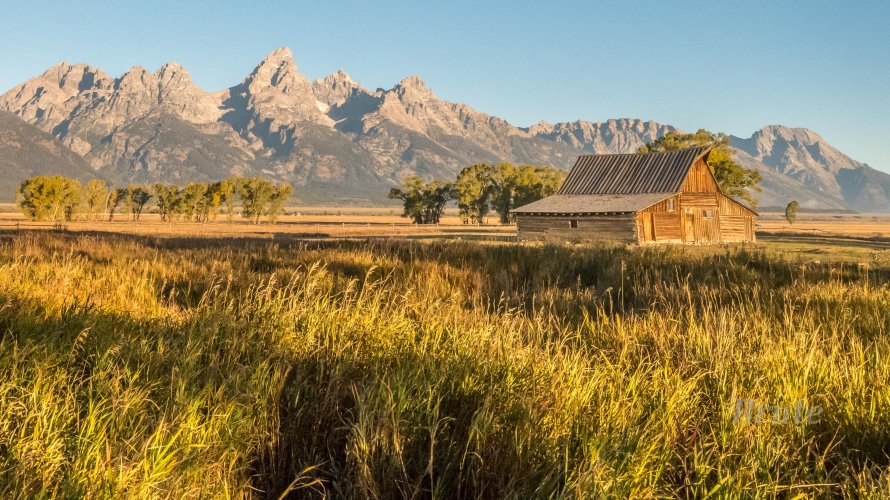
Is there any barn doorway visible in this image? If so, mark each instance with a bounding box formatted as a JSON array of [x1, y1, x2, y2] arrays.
[[684, 208, 695, 243], [642, 213, 655, 241], [699, 208, 717, 243]]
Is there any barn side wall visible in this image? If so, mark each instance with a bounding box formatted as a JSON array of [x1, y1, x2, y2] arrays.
[[637, 195, 682, 243], [516, 214, 638, 243], [636, 191, 756, 244], [718, 193, 756, 242]]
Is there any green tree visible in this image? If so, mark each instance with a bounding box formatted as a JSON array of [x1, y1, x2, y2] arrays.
[[421, 181, 452, 225], [785, 200, 799, 225], [125, 185, 152, 221], [219, 178, 237, 221], [488, 164, 565, 224], [389, 175, 425, 224], [639, 129, 762, 205], [107, 188, 127, 222], [388, 176, 453, 224], [489, 163, 518, 224], [512, 165, 564, 210], [179, 183, 210, 222], [84, 179, 108, 221], [268, 183, 293, 224], [237, 177, 277, 224], [152, 184, 181, 222], [17, 175, 82, 222], [454, 163, 493, 224]]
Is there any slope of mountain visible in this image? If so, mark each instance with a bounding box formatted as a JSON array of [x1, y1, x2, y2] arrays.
[[0, 47, 886, 210], [0, 111, 101, 201], [731, 126, 890, 211]]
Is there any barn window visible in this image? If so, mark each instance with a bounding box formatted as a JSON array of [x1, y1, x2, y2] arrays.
[[666, 198, 675, 212], [569, 219, 578, 229], [703, 209, 715, 218]]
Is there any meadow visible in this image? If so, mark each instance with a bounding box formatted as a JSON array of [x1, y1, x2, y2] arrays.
[[0, 225, 889, 498]]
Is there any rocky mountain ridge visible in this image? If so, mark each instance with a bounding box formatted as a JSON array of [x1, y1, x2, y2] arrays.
[[1, 47, 887, 210]]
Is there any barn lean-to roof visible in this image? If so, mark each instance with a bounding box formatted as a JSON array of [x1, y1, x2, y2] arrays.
[[511, 193, 674, 215], [557, 147, 711, 195]]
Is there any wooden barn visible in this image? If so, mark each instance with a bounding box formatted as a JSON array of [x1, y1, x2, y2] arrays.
[[512, 147, 757, 244]]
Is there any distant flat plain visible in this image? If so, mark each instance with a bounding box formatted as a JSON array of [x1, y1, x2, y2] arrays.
[[1, 204, 889, 263]]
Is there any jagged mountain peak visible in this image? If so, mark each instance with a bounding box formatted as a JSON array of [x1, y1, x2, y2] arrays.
[[116, 66, 156, 89], [327, 69, 354, 84], [392, 75, 435, 102], [728, 125, 890, 211], [313, 70, 369, 109], [156, 62, 189, 80], [220, 47, 331, 145], [732, 125, 861, 174], [262, 46, 294, 64], [524, 120, 555, 135], [397, 75, 426, 88], [30, 61, 110, 95], [42, 61, 105, 79], [247, 47, 304, 92], [525, 118, 677, 154], [752, 124, 826, 145]]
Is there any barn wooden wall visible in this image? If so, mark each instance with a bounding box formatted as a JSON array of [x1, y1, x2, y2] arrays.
[[679, 159, 719, 193], [718, 193, 756, 242], [635, 180, 756, 244], [516, 215, 637, 242], [637, 195, 683, 243]]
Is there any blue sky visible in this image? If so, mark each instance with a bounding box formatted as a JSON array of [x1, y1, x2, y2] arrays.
[[1, 1, 888, 172]]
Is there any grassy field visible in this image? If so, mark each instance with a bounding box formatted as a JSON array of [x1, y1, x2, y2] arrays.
[[0, 218, 889, 497]]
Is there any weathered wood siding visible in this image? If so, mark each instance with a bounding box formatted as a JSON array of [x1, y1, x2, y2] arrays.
[[516, 215, 638, 243], [635, 178, 756, 244], [654, 213, 682, 242], [680, 192, 718, 207], [693, 210, 719, 243], [718, 193, 755, 216], [636, 195, 683, 243], [717, 193, 756, 242], [679, 159, 719, 193], [719, 216, 749, 242]]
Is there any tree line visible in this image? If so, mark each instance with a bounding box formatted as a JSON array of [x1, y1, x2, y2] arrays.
[[16, 176, 292, 224], [389, 163, 565, 224]]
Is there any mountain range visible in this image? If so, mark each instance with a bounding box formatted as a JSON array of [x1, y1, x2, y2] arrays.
[[1, 47, 888, 211]]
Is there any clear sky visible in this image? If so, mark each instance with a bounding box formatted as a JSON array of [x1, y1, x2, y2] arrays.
[[1, 0, 888, 172]]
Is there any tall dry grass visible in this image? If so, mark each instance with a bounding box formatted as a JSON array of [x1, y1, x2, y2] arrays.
[[0, 232, 887, 498]]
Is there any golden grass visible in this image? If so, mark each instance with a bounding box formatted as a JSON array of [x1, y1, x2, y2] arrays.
[[0, 230, 888, 497]]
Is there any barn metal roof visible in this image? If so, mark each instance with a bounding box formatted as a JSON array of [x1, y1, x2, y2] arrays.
[[557, 147, 710, 195], [511, 193, 673, 215]]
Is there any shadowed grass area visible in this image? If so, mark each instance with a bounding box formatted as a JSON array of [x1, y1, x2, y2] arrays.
[[0, 232, 888, 497]]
